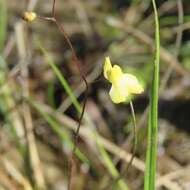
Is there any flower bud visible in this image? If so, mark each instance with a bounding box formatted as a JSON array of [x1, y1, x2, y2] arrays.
[[22, 11, 37, 22]]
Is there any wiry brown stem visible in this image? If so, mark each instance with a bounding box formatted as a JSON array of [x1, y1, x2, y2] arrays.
[[39, 1, 89, 189], [52, 0, 56, 18]]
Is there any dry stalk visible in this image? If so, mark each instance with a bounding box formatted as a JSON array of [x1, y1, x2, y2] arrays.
[[15, 21, 45, 189]]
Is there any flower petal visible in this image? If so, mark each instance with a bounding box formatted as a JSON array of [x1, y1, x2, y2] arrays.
[[108, 65, 123, 84], [104, 57, 112, 80], [109, 84, 129, 104], [122, 74, 144, 94]]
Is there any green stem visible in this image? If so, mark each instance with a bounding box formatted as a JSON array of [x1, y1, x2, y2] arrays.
[[144, 0, 160, 189]]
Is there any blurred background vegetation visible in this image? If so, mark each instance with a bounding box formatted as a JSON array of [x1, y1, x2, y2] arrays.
[[0, 0, 190, 190]]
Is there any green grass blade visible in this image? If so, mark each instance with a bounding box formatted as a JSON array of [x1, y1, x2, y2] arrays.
[[0, 0, 7, 51], [39, 44, 81, 113], [96, 135, 129, 190], [0, 56, 25, 154], [31, 100, 90, 164], [47, 80, 56, 108], [144, 0, 160, 190]]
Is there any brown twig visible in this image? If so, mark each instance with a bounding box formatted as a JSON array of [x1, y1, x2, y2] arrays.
[[52, 0, 56, 18]]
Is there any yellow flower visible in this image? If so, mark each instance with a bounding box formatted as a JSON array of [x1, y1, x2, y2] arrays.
[[22, 11, 37, 22], [104, 57, 144, 104]]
